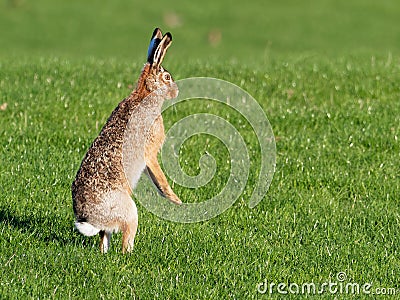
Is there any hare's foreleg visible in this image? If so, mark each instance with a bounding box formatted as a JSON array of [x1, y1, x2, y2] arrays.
[[144, 164, 181, 204], [145, 116, 181, 205]]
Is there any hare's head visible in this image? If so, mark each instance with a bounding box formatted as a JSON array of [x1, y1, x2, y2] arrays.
[[139, 28, 178, 100]]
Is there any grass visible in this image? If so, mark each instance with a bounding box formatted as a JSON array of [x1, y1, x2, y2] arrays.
[[1, 0, 400, 299], [1, 0, 400, 61]]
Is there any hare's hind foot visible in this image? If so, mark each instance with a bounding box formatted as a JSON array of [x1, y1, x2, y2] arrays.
[[122, 219, 138, 254], [100, 230, 112, 253], [99, 219, 138, 254]]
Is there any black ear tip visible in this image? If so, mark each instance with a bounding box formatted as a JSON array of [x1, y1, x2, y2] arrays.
[[151, 28, 163, 40], [165, 32, 172, 40]]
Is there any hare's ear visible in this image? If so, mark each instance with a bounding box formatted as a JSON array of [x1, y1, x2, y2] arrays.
[[147, 28, 163, 64], [152, 32, 172, 68]]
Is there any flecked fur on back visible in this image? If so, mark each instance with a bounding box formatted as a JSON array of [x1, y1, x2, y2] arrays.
[[71, 28, 180, 253]]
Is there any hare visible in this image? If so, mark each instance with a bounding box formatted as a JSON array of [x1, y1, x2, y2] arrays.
[[72, 28, 181, 254]]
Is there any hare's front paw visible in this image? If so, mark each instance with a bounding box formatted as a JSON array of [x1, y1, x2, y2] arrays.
[[167, 190, 182, 205]]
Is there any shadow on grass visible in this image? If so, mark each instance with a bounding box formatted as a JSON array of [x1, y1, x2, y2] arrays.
[[0, 205, 88, 247]]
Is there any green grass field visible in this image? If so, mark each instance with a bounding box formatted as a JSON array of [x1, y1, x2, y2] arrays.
[[1, 0, 400, 299]]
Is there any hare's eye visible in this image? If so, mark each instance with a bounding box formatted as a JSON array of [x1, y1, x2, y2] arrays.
[[164, 73, 171, 81]]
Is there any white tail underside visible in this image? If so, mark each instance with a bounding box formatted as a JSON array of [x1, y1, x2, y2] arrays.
[[75, 221, 101, 236]]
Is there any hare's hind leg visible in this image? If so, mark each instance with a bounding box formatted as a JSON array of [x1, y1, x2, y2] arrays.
[[117, 190, 138, 253], [103, 189, 139, 253], [120, 198, 138, 253], [99, 230, 112, 253], [122, 218, 138, 254]]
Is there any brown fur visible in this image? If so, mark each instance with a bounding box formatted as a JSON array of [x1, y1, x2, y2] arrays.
[[72, 30, 180, 253], [144, 115, 181, 203]]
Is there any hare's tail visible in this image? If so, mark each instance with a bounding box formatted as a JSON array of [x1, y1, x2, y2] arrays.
[[75, 221, 100, 236]]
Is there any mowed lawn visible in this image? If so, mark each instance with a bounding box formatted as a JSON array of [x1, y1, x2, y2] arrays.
[[1, 0, 400, 299]]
